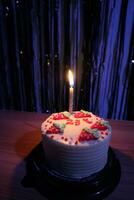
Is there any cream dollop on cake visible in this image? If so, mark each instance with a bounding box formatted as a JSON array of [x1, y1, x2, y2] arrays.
[[41, 110, 112, 178]]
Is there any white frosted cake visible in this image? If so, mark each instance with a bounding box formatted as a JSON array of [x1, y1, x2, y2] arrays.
[[41, 110, 112, 179]]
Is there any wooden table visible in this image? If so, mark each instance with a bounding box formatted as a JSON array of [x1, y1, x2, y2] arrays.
[[0, 110, 134, 200]]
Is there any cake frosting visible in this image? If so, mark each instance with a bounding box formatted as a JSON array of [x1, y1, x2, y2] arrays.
[[41, 110, 112, 179]]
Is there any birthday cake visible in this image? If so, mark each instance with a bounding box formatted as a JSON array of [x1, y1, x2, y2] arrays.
[[41, 110, 112, 179]]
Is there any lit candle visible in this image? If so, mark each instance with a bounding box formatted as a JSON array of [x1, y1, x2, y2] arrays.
[[68, 70, 74, 113]]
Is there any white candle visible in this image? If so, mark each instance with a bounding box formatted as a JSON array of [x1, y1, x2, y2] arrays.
[[68, 70, 74, 113]]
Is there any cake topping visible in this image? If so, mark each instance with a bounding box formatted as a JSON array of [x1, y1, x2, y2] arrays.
[[46, 125, 60, 134], [101, 120, 111, 130], [62, 111, 71, 118], [66, 119, 74, 125], [78, 130, 96, 141], [42, 110, 111, 145], [91, 121, 108, 131], [64, 138, 68, 141], [75, 119, 80, 126], [81, 110, 91, 115], [83, 118, 92, 124], [53, 122, 66, 132], [74, 110, 91, 118], [53, 111, 71, 120], [78, 127, 100, 142], [83, 128, 100, 139], [75, 140, 78, 145]]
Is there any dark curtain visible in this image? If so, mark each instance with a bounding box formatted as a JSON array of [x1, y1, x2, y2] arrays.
[[0, 0, 134, 120]]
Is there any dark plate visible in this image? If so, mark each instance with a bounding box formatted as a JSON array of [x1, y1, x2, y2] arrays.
[[22, 143, 121, 200]]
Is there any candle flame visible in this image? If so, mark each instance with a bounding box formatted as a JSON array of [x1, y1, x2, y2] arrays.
[[68, 70, 74, 87]]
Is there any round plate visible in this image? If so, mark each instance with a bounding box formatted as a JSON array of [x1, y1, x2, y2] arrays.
[[22, 143, 121, 200]]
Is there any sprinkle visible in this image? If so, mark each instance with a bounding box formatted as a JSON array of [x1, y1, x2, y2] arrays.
[[75, 141, 78, 145]]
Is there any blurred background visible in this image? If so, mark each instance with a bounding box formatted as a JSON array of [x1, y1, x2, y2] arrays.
[[0, 0, 134, 120]]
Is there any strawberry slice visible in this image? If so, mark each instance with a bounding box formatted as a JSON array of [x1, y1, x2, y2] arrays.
[[78, 130, 95, 141], [91, 122, 107, 131], [53, 113, 68, 120], [46, 125, 60, 134], [74, 111, 91, 118]]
